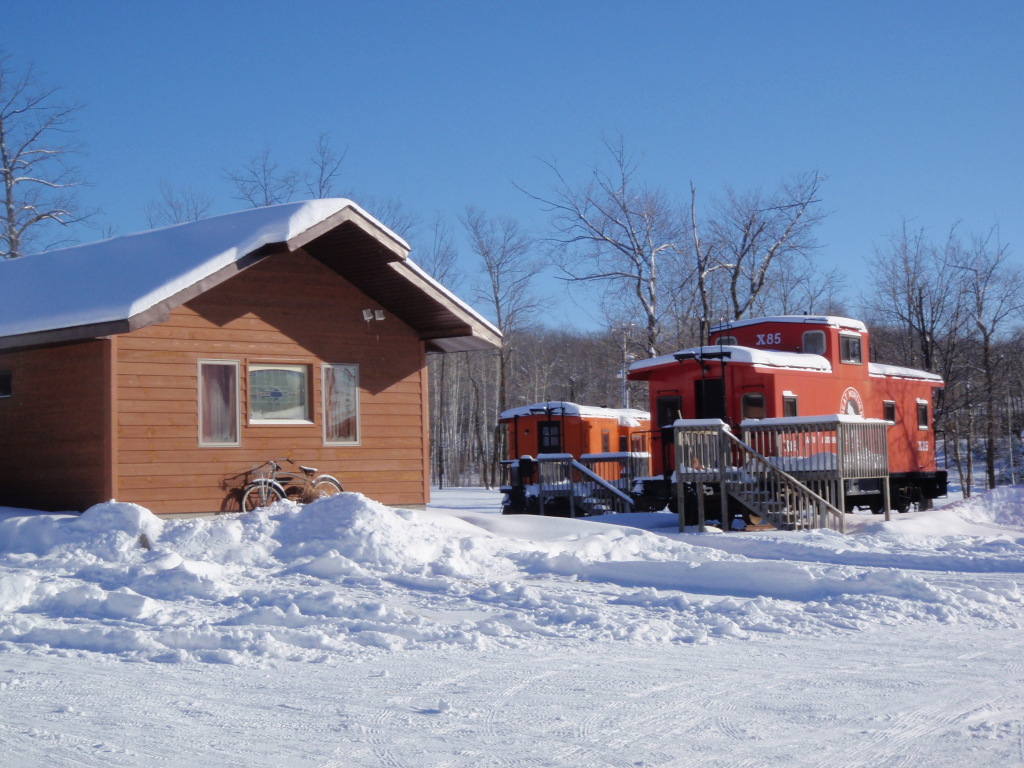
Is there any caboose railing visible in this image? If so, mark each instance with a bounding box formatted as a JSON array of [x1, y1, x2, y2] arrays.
[[673, 417, 889, 534], [513, 454, 635, 516], [580, 452, 651, 493]]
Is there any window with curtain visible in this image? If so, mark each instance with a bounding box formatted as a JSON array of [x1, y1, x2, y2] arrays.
[[199, 360, 239, 446], [323, 364, 359, 444], [249, 364, 310, 422]]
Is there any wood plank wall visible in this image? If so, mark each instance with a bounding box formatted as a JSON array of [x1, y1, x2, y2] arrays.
[[0, 340, 108, 511], [115, 250, 430, 514]]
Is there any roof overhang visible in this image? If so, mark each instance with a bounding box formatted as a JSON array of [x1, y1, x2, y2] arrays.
[[0, 200, 500, 353]]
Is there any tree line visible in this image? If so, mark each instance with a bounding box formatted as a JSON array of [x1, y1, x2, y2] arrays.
[[3, 51, 1021, 497]]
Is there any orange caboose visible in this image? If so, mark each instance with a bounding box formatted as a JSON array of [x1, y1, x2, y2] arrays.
[[499, 401, 651, 460], [498, 401, 652, 516], [627, 315, 946, 511]]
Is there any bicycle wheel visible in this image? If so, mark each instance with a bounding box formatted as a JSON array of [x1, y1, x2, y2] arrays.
[[311, 477, 343, 500], [241, 482, 285, 512]]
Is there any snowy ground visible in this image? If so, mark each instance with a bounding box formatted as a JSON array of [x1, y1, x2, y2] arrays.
[[1, 488, 1023, 767]]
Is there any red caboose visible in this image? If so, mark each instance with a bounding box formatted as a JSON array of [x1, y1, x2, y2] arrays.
[[627, 315, 946, 511]]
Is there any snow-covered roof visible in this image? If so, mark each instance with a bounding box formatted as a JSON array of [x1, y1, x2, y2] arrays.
[[869, 362, 943, 383], [740, 414, 888, 428], [0, 199, 500, 353], [499, 401, 650, 426], [629, 345, 832, 374], [710, 315, 868, 334]]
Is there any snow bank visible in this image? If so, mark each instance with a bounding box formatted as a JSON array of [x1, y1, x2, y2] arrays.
[[0, 488, 1021, 666]]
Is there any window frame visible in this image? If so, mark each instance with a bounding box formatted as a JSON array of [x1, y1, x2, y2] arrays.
[[802, 330, 826, 356], [198, 359, 241, 447], [0, 370, 11, 399], [538, 420, 562, 454], [917, 402, 929, 430], [714, 335, 737, 346], [839, 333, 863, 364], [248, 362, 313, 425], [322, 363, 360, 446], [783, 395, 798, 418], [742, 392, 766, 420], [883, 401, 896, 423]]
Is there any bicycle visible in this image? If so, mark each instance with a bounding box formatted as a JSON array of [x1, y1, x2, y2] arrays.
[[240, 458, 344, 512]]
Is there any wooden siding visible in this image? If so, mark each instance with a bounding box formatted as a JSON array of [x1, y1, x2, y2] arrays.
[[0, 340, 109, 511], [113, 249, 430, 514]]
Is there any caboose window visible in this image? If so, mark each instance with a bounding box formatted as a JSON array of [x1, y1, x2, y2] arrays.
[[917, 402, 929, 430], [802, 330, 826, 355], [840, 334, 862, 364], [783, 395, 798, 417], [715, 335, 737, 345], [539, 421, 561, 453], [883, 401, 896, 423], [742, 393, 765, 420]]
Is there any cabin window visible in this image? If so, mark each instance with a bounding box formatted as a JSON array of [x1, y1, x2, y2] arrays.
[[199, 360, 240, 446], [742, 393, 766, 420], [783, 395, 798, 417], [539, 421, 561, 454], [714, 335, 737, 346], [249, 364, 311, 422], [917, 402, 929, 430], [323, 364, 359, 445], [802, 330, 826, 355], [840, 334, 862, 364], [601, 429, 611, 453], [883, 401, 896, 423], [0, 370, 10, 398]]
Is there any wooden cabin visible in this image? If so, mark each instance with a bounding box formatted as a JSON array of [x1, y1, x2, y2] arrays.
[[0, 200, 500, 514]]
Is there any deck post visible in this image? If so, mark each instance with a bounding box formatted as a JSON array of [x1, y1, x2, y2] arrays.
[[718, 423, 729, 530]]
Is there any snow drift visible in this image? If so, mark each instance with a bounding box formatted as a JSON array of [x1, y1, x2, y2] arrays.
[[1, 488, 1021, 666]]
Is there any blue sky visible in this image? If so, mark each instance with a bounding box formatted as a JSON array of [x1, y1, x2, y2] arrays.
[[7, 0, 1023, 328]]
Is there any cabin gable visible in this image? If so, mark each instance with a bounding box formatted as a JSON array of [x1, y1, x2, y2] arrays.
[[114, 249, 429, 514]]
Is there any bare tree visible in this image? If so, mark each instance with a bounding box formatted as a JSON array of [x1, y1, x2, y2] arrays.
[[304, 133, 346, 198], [357, 195, 419, 241], [462, 206, 544, 485], [691, 173, 826, 339], [419, 214, 463, 489], [1, 52, 91, 259], [416, 214, 461, 289], [950, 229, 1023, 489], [145, 181, 214, 227], [522, 135, 686, 356], [862, 222, 966, 375], [225, 146, 299, 207]]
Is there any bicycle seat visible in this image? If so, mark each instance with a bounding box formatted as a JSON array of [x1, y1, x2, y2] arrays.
[[299, 465, 318, 475]]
